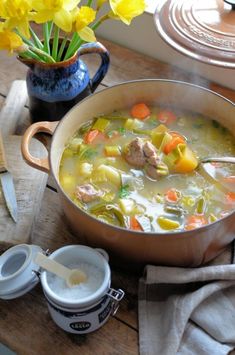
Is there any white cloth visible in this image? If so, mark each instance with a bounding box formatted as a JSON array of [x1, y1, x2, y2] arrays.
[[138, 243, 235, 355]]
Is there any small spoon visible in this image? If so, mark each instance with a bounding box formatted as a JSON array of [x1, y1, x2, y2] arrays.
[[34, 252, 87, 287]]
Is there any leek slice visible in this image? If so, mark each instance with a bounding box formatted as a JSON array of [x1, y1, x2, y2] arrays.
[[89, 203, 127, 227]]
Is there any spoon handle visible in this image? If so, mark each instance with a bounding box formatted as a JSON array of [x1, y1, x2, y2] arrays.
[[35, 252, 70, 280], [201, 157, 235, 164]]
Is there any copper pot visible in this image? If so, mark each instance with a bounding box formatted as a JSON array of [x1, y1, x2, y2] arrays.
[[21, 80, 235, 267]]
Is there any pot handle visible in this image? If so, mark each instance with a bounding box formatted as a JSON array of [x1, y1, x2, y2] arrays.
[[21, 121, 59, 173], [77, 42, 110, 93]]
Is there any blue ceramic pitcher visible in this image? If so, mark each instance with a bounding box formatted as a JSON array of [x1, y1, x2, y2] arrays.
[[19, 42, 110, 122]]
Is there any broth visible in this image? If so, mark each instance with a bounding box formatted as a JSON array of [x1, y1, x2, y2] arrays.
[[59, 103, 235, 233]]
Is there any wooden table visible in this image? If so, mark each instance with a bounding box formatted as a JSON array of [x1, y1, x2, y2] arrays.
[[0, 38, 235, 355]]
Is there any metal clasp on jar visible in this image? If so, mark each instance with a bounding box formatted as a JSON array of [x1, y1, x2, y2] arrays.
[[107, 288, 125, 315]]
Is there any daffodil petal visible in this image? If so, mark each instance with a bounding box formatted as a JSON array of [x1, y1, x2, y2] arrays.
[[109, 0, 146, 25], [54, 8, 72, 32], [77, 26, 96, 42], [0, 30, 23, 52], [17, 19, 31, 38], [63, 0, 81, 11], [33, 10, 54, 24], [74, 6, 96, 31]]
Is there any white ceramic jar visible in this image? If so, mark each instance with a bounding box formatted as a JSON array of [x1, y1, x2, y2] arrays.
[[0, 244, 124, 334]]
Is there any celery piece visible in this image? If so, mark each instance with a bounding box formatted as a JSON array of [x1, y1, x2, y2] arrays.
[[68, 137, 83, 152], [164, 205, 184, 216], [208, 213, 217, 223], [133, 128, 152, 136], [124, 118, 134, 130], [124, 118, 144, 131], [163, 149, 181, 170], [157, 216, 180, 230], [104, 145, 121, 157], [92, 117, 110, 132], [196, 197, 206, 214]]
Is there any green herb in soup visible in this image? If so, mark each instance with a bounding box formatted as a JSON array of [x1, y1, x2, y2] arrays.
[[59, 103, 235, 233]]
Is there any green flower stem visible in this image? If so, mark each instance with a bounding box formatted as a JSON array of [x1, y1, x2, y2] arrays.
[[43, 22, 51, 54], [64, 36, 83, 60], [57, 37, 68, 62], [29, 27, 43, 49], [21, 48, 46, 62], [29, 46, 56, 63], [63, 32, 79, 61], [15, 29, 34, 47], [91, 13, 109, 31], [87, 0, 93, 6], [52, 25, 60, 60]]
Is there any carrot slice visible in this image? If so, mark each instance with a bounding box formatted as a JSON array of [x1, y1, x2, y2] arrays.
[[225, 192, 235, 204], [130, 103, 150, 119], [185, 215, 207, 230], [84, 129, 106, 144], [165, 188, 181, 203], [163, 133, 185, 155], [158, 110, 177, 125], [130, 216, 143, 231]]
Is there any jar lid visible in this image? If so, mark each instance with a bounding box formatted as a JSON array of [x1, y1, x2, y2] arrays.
[[154, 0, 235, 68], [0, 244, 43, 299]]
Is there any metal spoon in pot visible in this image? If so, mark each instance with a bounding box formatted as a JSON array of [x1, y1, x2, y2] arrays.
[[198, 156, 235, 192], [200, 157, 235, 165], [34, 252, 87, 287]]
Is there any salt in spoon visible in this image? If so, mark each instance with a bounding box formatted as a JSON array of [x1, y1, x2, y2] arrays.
[[34, 252, 87, 287]]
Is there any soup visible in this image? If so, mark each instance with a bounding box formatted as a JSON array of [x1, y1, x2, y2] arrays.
[[59, 103, 235, 233]]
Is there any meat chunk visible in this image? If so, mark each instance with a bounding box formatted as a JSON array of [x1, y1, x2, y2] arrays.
[[145, 161, 169, 180], [123, 137, 146, 168], [75, 184, 102, 203], [143, 141, 158, 158]]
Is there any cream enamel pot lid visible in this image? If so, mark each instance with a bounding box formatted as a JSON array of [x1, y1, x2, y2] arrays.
[[154, 0, 235, 68]]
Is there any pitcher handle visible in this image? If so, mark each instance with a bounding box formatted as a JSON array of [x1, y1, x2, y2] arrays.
[[21, 121, 59, 173], [77, 42, 110, 93]]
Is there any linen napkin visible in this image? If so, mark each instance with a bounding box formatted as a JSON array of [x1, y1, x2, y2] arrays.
[[138, 242, 235, 355]]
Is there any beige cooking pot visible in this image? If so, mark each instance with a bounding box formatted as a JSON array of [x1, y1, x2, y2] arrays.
[[21, 80, 235, 267]]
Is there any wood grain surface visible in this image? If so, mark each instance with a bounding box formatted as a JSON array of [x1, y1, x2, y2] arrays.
[[0, 36, 234, 355]]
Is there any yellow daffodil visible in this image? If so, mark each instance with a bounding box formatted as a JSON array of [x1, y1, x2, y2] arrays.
[[0, 29, 23, 52], [31, 0, 81, 32], [0, 0, 33, 38], [73, 6, 96, 42], [109, 0, 146, 25]]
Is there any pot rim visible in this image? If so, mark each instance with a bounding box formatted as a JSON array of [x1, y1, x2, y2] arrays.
[[50, 78, 235, 238]]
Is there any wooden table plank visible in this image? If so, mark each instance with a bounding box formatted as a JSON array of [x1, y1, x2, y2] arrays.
[[0, 285, 138, 355]]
